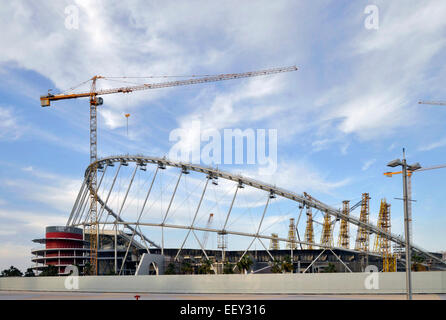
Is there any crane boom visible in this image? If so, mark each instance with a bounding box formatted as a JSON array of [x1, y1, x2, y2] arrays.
[[40, 66, 298, 106], [418, 101, 446, 106], [384, 163, 446, 176], [39, 65, 298, 275], [384, 163, 446, 247]]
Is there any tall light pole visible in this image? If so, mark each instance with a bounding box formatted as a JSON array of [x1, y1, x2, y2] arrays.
[[387, 149, 421, 300]]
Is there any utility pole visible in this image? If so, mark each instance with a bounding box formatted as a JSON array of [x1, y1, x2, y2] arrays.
[[387, 149, 421, 300], [401, 150, 412, 300]]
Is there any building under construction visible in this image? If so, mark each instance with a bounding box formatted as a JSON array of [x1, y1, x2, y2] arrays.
[[31, 66, 446, 278]]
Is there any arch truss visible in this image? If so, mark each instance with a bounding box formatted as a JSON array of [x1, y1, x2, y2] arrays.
[[67, 155, 446, 272]]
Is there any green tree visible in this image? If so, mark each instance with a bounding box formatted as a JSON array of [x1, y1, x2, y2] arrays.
[[322, 263, 337, 273], [83, 262, 93, 276], [236, 255, 253, 274], [198, 259, 214, 274], [223, 262, 235, 274], [1, 266, 23, 277], [412, 253, 426, 271], [164, 263, 177, 275], [181, 261, 194, 274], [24, 268, 35, 277], [281, 256, 294, 273], [271, 259, 282, 273], [39, 265, 58, 276]]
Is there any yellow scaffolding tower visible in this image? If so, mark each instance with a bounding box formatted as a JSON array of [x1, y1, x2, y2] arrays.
[[374, 199, 396, 272], [320, 211, 333, 247], [355, 193, 371, 252], [337, 200, 350, 248], [304, 207, 314, 249], [287, 218, 298, 249]]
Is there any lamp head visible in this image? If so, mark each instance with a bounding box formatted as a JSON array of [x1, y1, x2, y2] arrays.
[[408, 162, 421, 171], [387, 159, 402, 168]]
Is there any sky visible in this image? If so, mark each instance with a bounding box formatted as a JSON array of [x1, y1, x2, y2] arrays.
[[0, 0, 446, 272]]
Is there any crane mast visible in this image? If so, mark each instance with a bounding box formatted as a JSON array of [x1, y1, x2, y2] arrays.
[[40, 65, 298, 275]]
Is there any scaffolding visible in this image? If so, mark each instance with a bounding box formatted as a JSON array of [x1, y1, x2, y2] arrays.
[[374, 199, 396, 272], [270, 233, 280, 250], [304, 207, 314, 249], [217, 231, 227, 261], [337, 200, 350, 249], [286, 218, 298, 249], [355, 193, 371, 252], [320, 211, 333, 247]]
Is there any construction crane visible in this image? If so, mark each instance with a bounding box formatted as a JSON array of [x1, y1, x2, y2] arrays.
[[419, 101, 446, 106], [40, 66, 297, 274], [384, 163, 446, 245], [202, 213, 214, 248]]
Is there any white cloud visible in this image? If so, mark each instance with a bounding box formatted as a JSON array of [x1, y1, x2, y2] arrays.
[[0, 106, 21, 140], [0, 0, 308, 133], [2, 167, 82, 213], [313, 1, 446, 143], [0, 243, 33, 272], [418, 138, 446, 152], [362, 159, 376, 171], [243, 159, 351, 196]]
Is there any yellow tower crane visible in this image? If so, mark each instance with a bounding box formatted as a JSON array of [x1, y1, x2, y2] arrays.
[[40, 66, 298, 274]]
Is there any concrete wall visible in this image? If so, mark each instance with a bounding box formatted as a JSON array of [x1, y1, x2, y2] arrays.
[[1, 271, 445, 294]]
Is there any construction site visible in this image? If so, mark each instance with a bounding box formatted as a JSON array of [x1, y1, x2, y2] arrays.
[[15, 66, 442, 284]]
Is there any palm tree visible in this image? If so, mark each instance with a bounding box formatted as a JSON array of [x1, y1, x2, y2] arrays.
[[281, 256, 293, 273], [198, 259, 214, 274], [181, 261, 194, 274], [271, 259, 282, 273], [237, 255, 253, 274], [164, 263, 177, 275], [322, 263, 337, 273], [223, 262, 235, 274]]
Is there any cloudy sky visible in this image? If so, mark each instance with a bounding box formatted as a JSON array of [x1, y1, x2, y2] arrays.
[[1, 0, 446, 271]]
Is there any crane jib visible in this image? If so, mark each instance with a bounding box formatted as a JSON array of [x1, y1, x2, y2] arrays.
[[39, 66, 298, 107]]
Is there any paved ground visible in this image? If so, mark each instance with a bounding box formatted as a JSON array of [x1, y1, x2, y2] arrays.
[[0, 291, 445, 300]]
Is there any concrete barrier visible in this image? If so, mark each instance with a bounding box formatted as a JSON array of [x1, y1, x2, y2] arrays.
[[0, 271, 445, 294]]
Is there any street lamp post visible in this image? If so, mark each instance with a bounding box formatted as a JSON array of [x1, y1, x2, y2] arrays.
[[387, 149, 421, 301]]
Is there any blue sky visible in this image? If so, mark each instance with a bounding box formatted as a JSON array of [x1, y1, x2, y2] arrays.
[[1, 0, 446, 271]]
